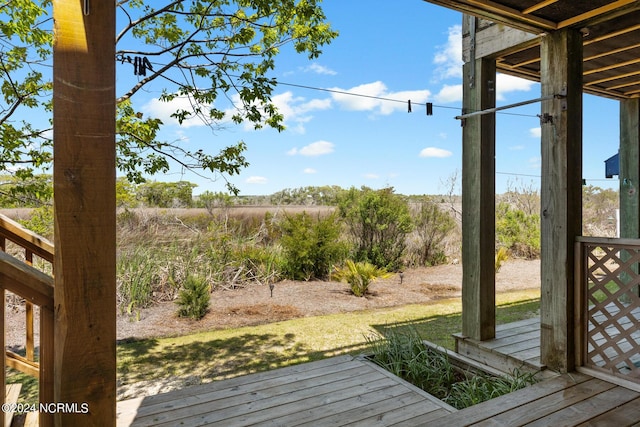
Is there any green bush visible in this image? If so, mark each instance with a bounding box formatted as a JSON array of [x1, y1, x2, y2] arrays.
[[279, 212, 348, 280], [332, 260, 392, 297], [18, 205, 53, 239], [408, 199, 456, 266], [177, 275, 210, 320], [338, 187, 413, 271], [496, 202, 540, 259]]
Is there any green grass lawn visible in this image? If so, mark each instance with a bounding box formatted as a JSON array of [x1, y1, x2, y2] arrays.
[[117, 289, 540, 396]]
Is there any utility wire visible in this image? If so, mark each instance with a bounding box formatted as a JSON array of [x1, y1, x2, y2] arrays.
[[136, 58, 540, 119], [496, 171, 615, 182], [275, 80, 540, 118]]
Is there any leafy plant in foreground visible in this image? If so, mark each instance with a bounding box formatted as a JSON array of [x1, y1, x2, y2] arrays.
[[332, 260, 392, 297], [177, 275, 210, 320], [367, 327, 538, 409]]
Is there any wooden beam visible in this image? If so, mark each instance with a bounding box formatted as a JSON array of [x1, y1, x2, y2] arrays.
[[522, 0, 559, 15], [557, 0, 638, 29], [461, 30, 496, 341], [422, 0, 555, 33], [52, 0, 116, 425], [539, 28, 583, 373], [462, 23, 539, 62]]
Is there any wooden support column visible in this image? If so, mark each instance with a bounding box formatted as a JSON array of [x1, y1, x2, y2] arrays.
[[620, 99, 640, 239], [620, 99, 640, 296], [461, 37, 496, 340], [53, 0, 116, 425], [539, 29, 582, 373]]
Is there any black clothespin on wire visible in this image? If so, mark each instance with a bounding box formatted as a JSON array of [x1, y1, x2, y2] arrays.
[[407, 100, 412, 113], [132, 56, 154, 77], [426, 102, 433, 116]]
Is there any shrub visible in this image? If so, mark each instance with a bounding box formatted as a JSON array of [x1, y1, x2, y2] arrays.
[[18, 205, 53, 239], [408, 199, 456, 266], [338, 187, 412, 271], [279, 212, 348, 280], [496, 202, 540, 259], [332, 260, 392, 297], [177, 275, 210, 320]]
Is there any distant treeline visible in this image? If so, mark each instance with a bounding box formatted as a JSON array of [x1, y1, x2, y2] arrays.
[[0, 174, 454, 209]]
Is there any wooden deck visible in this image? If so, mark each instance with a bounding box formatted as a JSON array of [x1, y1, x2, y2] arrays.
[[428, 371, 640, 427], [116, 351, 640, 426], [116, 354, 456, 426], [116, 320, 640, 426]]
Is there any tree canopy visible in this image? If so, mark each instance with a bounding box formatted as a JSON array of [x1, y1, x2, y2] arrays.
[[0, 0, 337, 194]]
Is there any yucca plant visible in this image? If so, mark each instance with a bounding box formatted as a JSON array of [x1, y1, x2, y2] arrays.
[[177, 275, 211, 320], [332, 260, 392, 297], [495, 246, 509, 273]]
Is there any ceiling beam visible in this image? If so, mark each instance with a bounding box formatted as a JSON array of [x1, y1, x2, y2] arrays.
[[522, 0, 559, 15], [557, 0, 638, 29], [422, 0, 555, 33]]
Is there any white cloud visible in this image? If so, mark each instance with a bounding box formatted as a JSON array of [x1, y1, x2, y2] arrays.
[[528, 156, 541, 170], [529, 127, 541, 138], [330, 81, 430, 115], [288, 140, 335, 157], [433, 25, 463, 80], [364, 173, 380, 179], [143, 95, 213, 128], [225, 91, 331, 133], [434, 84, 462, 103], [419, 147, 453, 158], [496, 74, 535, 101], [509, 145, 525, 151], [270, 92, 332, 133], [303, 168, 317, 174], [246, 176, 268, 184], [303, 63, 337, 75]]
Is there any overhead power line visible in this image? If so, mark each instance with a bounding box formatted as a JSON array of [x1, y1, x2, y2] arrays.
[[274, 80, 540, 118]]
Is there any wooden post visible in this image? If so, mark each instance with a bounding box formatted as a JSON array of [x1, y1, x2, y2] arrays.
[[461, 14, 496, 341], [620, 99, 640, 296], [53, 0, 116, 425], [620, 99, 640, 238], [539, 29, 582, 373]]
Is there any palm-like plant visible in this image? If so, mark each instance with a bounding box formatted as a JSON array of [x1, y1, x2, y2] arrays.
[[332, 260, 392, 297]]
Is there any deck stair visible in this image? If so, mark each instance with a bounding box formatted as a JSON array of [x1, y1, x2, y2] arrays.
[[453, 317, 548, 376]]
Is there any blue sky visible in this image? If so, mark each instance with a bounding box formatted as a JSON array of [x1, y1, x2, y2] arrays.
[[134, 1, 621, 196]]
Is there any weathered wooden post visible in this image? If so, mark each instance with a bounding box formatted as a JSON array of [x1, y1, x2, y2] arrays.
[[53, 0, 116, 424], [539, 28, 582, 373], [461, 16, 496, 341]]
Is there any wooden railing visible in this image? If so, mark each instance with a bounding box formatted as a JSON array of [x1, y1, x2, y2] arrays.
[[575, 237, 640, 385], [0, 214, 54, 426]]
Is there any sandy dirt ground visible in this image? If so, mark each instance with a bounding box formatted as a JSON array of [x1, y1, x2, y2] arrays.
[[114, 258, 541, 342]]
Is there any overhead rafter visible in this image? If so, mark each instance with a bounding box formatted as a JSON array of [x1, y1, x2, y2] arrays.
[[431, 0, 640, 99]]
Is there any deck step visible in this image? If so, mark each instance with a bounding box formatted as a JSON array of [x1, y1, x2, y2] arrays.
[[453, 317, 553, 377]]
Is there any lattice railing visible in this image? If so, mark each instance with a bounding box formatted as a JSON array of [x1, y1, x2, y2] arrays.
[[576, 237, 640, 383]]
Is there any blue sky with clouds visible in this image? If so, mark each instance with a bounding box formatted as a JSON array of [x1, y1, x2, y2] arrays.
[[136, 1, 621, 196]]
